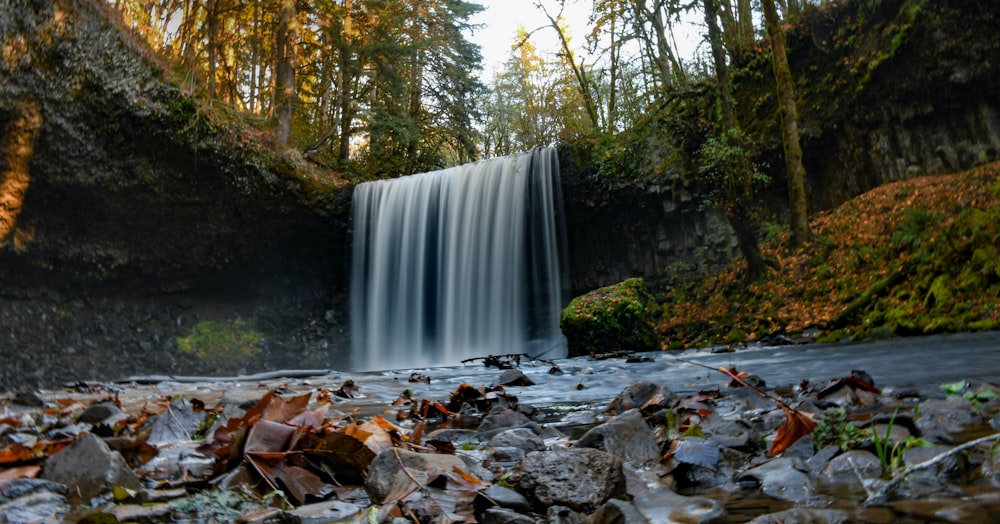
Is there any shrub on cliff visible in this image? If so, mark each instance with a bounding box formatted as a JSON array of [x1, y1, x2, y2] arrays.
[[560, 278, 661, 357]]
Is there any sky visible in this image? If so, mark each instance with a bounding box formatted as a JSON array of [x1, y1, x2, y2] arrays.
[[466, 0, 598, 75], [466, 0, 706, 78]]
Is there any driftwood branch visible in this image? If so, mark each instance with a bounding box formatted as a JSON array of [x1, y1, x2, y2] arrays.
[[864, 432, 1000, 506]]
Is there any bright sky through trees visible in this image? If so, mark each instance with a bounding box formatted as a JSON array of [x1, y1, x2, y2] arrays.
[[467, 0, 706, 76]]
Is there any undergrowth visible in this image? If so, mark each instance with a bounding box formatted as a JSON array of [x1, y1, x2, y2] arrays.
[[659, 161, 1000, 348]]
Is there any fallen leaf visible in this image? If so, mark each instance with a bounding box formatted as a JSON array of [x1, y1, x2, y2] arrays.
[[0, 465, 40, 481], [770, 404, 817, 456], [335, 380, 364, 399]]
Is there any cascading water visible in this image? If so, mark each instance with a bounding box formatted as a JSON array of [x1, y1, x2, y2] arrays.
[[350, 146, 567, 370]]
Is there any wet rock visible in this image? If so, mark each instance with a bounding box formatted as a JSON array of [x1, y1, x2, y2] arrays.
[[714, 387, 778, 417], [702, 416, 758, 451], [820, 450, 882, 487], [285, 500, 365, 523], [0, 491, 68, 524], [584, 499, 648, 523], [109, 503, 173, 522], [606, 382, 678, 416], [548, 505, 585, 524], [488, 427, 546, 452], [77, 401, 122, 424], [41, 433, 141, 502], [890, 498, 991, 523], [0, 479, 67, 503], [479, 407, 533, 434], [902, 445, 963, 478], [491, 446, 526, 464], [574, 409, 660, 465], [474, 485, 533, 517], [632, 487, 726, 524], [482, 507, 536, 524], [494, 369, 535, 387], [915, 397, 981, 443], [748, 508, 850, 524], [426, 428, 480, 449], [365, 448, 480, 504], [739, 458, 816, 503], [511, 447, 626, 513], [669, 438, 734, 490], [673, 438, 719, 469], [984, 451, 1000, 488], [778, 432, 816, 462], [806, 445, 840, 474]]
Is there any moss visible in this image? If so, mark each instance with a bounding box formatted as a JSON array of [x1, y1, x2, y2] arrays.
[[177, 317, 263, 361], [560, 278, 661, 357]]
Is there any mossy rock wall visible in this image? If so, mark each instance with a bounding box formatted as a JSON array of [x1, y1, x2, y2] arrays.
[[559, 278, 661, 357]]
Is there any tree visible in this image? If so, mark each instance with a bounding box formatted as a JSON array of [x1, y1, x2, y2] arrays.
[[761, 0, 811, 245], [274, 0, 299, 146], [700, 0, 770, 279]]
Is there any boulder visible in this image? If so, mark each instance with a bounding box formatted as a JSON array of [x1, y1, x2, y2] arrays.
[[560, 278, 660, 357], [574, 409, 660, 465], [632, 488, 726, 524], [510, 448, 626, 513], [748, 508, 850, 524], [479, 407, 533, 435], [584, 499, 649, 523], [738, 457, 817, 504], [820, 450, 882, 487], [488, 428, 546, 452], [606, 381, 678, 416], [41, 433, 141, 503]]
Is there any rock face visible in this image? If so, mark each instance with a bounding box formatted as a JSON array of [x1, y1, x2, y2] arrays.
[[0, 1, 350, 296], [560, 0, 1000, 293], [0, 0, 351, 389]]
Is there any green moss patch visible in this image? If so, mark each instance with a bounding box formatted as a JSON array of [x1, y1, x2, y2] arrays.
[[560, 278, 661, 357]]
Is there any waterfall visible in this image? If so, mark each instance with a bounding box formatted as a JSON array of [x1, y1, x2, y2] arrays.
[[350, 147, 567, 370]]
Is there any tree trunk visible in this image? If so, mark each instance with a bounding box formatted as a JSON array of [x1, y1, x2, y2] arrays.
[[729, 204, 769, 280], [206, 0, 218, 98], [704, 0, 769, 280], [761, 0, 811, 245], [275, 0, 297, 146]]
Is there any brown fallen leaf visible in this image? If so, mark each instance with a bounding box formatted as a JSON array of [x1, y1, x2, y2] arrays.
[[717, 366, 816, 456], [0, 464, 41, 481], [769, 403, 818, 456]]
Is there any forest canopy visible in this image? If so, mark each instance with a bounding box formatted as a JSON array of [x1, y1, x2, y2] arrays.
[[107, 0, 833, 179]]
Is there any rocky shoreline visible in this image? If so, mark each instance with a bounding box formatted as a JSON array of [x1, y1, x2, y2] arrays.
[[2, 351, 1000, 523]]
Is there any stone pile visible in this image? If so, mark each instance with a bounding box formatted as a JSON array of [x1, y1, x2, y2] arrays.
[[2, 369, 1000, 523]]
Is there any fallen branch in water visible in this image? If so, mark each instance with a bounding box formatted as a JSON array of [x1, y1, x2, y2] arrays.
[[864, 432, 1000, 506]]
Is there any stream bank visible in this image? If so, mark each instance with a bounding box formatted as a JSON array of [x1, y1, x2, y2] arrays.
[[2, 331, 1000, 522]]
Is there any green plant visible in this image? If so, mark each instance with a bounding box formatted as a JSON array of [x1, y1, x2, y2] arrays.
[[177, 317, 263, 361], [871, 407, 933, 475], [941, 380, 998, 409], [872, 408, 897, 470], [892, 208, 941, 248], [813, 407, 865, 450]]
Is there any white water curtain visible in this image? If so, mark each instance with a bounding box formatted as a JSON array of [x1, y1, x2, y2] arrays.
[[350, 147, 566, 370]]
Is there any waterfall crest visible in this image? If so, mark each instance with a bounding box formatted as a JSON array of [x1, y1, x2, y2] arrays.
[[350, 147, 566, 370]]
